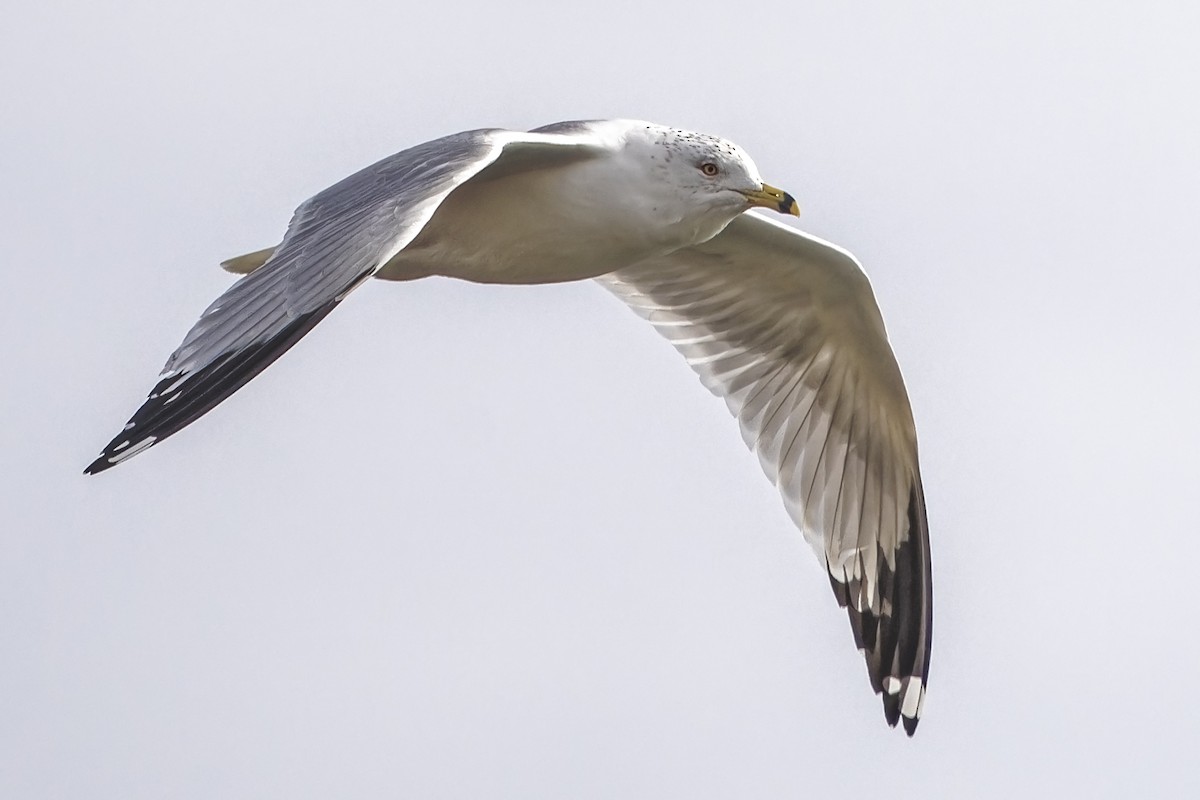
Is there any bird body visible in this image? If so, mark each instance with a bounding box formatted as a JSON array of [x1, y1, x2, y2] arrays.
[[86, 119, 932, 735], [381, 153, 679, 284]]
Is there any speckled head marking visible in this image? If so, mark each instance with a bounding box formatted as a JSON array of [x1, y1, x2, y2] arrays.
[[616, 122, 799, 226], [650, 126, 758, 173], [632, 124, 764, 188]]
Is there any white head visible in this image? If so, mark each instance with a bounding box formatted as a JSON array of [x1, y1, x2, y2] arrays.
[[618, 122, 799, 243]]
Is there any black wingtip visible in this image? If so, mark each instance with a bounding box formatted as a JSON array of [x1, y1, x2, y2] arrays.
[[83, 442, 148, 475], [83, 298, 342, 475], [84, 425, 161, 475], [883, 691, 901, 728], [827, 478, 932, 736]]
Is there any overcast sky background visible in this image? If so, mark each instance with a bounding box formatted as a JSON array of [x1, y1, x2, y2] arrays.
[[3, 2, 1198, 797]]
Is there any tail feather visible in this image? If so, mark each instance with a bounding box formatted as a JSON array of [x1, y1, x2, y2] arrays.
[[220, 246, 277, 275]]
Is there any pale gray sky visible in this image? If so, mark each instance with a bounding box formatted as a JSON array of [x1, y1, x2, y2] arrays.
[[3, 1, 1198, 797]]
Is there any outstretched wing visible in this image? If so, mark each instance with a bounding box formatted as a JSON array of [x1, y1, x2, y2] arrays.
[[598, 213, 932, 734], [86, 127, 607, 474]]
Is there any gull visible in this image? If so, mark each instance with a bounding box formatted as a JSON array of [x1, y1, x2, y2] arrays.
[[85, 120, 932, 734]]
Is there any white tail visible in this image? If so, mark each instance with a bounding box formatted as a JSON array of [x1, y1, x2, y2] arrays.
[[220, 246, 277, 275]]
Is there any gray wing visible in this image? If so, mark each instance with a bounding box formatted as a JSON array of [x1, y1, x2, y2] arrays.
[[598, 213, 932, 734], [86, 127, 604, 474]]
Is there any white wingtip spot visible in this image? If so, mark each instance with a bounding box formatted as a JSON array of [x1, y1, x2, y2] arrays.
[[162, 375, 189, 395], [108, 436, 157, 464], [900, 677, 924, 719], [883, 677, 902, 695]]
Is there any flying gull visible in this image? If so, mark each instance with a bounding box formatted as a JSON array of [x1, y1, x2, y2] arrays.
[[85, 119, 932, 734]]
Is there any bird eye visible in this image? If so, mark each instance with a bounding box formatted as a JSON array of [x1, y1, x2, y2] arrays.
[[700, 162, 719, 177]]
